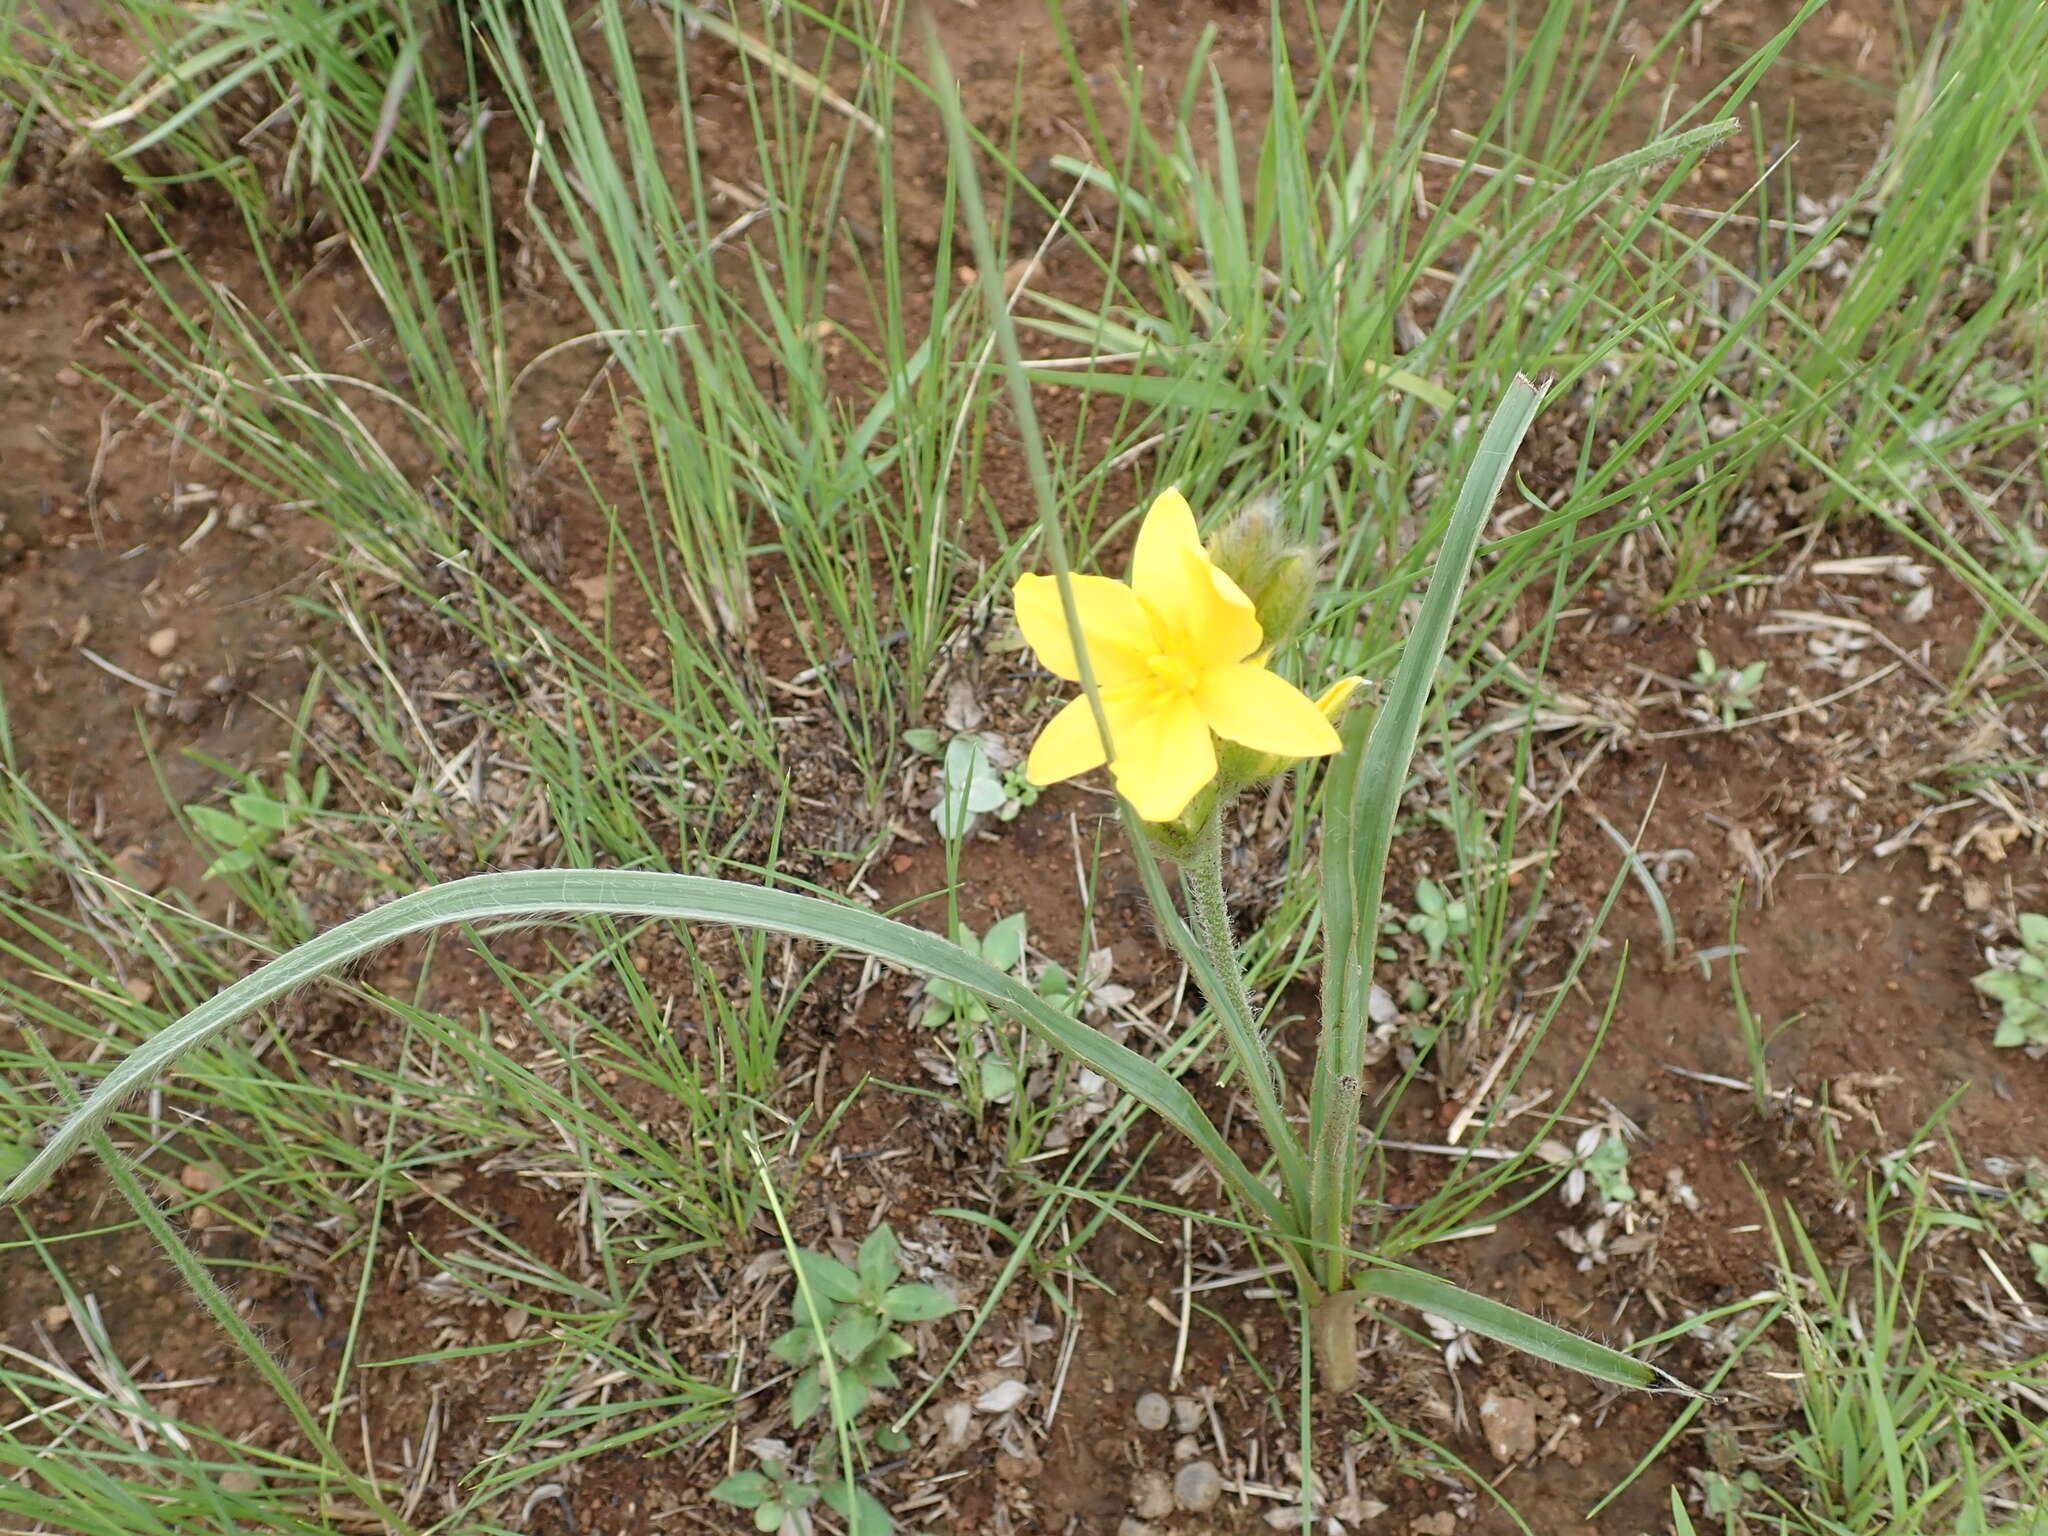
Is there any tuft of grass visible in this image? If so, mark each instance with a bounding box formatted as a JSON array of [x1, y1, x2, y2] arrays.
[[1730, 1150, 2048, 1535]]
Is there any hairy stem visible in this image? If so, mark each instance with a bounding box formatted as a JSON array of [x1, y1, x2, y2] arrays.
[[1309, 1291, 1361, 1394], [1181, 816, 1261, 1046], [1163, 811, 1310, 1223]]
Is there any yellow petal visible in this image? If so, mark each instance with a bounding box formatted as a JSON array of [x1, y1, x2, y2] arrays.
[[1194, 664, 1343, 757], [1128, 487, 1203, 611], [1012, 573, 1155, 685], [1315, 675, 1365, 721], [1024, 692, 1109, 785], [1108, 693, 1217, 822], [1128, 489, 1263, 667], [1175, 547, 1264, 669]]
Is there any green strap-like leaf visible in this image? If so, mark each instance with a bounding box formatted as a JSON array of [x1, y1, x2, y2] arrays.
[[1311, 376, 1543, 1288], [1, 871, 1288, 1239], [1356, 1266, 1683, 1393]]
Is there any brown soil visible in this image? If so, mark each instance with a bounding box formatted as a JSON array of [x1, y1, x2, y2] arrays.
[[4, 3, 2043, 1536]]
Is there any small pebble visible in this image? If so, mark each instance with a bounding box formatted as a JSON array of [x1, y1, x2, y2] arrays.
[[40, 1303, 70, 1331], [146, 627, 179, 658], [1266, 1507, 1311, 1530], [112, 846, 165, 895], [1174, 1459, 1223, 1513], [1479, 1391, 1538, 1463], [1116, 1521, 1157, 1536], [1171, 1433, 1201, 1463], [1133, 1391, 1171, 1431], [1129, 1470, 1174, 1521], [218, 1470, 259, 1496], [1171, 1394, 1203, 1432], [54, 366, 82, 388], [180, 1162, 220, 1193]]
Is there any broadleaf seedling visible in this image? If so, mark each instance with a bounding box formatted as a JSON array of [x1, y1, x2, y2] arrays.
[[769, 1224, 956, 1428], [1405, 877, 1470, 965], [184, 767, 329, 880], [1689, 648, 1767, 727], [1972, 911, 2048, 1049]]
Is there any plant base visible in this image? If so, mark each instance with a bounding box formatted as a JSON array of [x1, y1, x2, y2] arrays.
[[1309, 1292, 1359, 1393]]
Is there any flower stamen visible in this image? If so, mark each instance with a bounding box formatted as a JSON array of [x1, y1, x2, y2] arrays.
[[1145, 651, 1199, 693]]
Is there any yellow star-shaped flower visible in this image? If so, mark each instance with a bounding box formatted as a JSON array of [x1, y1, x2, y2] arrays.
[[1013, 488, 1349, 822]]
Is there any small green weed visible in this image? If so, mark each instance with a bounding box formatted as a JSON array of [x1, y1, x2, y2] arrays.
[[182, 767, 328, 880], [770, 1224, 957, 1427], [1403, 876, 1470, 966], [918, 912, 1028, 1032], [1972, 912, 2048, 1049], [1690, 649, 1768, 727], [917, 912, 1079, 1106], [711, 1450, 890, 1535], [910, 730, 1036, 836], [1582, 1133, 1637, 1206]]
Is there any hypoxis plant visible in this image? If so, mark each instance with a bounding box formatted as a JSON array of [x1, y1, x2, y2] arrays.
[[1009, 485, 1351, 823], [1005, 437, 1675, 1394]]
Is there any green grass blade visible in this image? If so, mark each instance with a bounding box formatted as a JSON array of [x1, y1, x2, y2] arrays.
[[0, 871, 1289, 1239], [1356, 1267, 1670, 1393], [1310, 375, 1543, 1287]]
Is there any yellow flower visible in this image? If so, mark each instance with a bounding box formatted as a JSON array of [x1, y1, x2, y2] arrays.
[[1012, 487, 1348, 822]]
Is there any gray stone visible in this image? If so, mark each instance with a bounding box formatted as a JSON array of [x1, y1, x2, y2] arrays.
[[1133, 1390, 1171, 1431], [1174, 1459, 1223, 1513], [1116, 1521, 1157, 1536], [1129, 1470, 1174, 1520], [1171, 1394, 1203, 1432]]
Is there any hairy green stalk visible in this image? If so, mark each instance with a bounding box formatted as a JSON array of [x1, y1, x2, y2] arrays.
[[1167, 810, 1309, 1218]]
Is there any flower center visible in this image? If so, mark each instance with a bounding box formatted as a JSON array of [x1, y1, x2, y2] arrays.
[[1145, 650, 1199, 695]]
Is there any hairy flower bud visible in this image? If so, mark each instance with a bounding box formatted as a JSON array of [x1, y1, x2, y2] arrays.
[[1204, 499, 1318, 648]]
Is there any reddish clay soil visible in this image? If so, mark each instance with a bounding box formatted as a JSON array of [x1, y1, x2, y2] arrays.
[[3, 3, 2041, 1535]]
